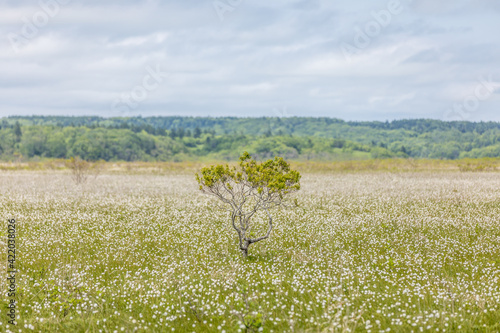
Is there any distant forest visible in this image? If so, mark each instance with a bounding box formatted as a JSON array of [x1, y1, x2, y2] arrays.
[[1, 116, 500, 161]]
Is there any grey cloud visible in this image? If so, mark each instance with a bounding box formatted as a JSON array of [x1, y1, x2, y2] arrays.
[[0, 0, 500, 121]]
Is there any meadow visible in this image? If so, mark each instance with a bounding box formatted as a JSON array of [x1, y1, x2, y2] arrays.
[[1, 166, 500, 332]]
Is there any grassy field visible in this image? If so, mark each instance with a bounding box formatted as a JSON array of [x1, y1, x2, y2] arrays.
[[1, 157, 500, 173], [1, 167, 500, 332]]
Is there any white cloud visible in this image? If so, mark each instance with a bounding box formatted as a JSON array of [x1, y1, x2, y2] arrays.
[[0, 0, 499, 120]]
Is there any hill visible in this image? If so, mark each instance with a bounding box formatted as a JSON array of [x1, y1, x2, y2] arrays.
[[1, 116, 500, 161]]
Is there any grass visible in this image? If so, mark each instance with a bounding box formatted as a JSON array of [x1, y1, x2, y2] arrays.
[[1, 157, 500, 174], [0, 170, 500, 332]]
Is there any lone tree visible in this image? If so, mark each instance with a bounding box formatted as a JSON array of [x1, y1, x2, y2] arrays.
[[67, 156, 90, 185], [196, 152, 301, 257]]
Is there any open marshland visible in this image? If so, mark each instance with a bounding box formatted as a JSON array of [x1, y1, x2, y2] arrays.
[[1, 170, 500, 332]]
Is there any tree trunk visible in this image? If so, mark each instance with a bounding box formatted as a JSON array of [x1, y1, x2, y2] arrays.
[[238, 209, 274, 258], [240, 240, 250, 258]]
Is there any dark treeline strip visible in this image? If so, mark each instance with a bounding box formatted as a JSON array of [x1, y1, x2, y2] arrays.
[[0, 124, 380, 162], [1, 116, 500, 161], [5, 116, 500, 135]]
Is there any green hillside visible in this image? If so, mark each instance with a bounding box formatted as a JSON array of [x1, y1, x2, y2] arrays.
[[1, 116, 500, 161]]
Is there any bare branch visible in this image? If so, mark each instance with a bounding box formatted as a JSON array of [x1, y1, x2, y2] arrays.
[[246, 207, 273, 244]]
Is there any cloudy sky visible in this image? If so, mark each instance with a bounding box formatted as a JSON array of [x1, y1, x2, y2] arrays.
[[1, 0, 500, 121]]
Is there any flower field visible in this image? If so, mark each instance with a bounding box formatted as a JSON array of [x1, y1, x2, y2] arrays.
[[1, 170, 500, 332]]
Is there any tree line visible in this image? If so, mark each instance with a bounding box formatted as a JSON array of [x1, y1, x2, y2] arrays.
[[1, 116, 500, 161]]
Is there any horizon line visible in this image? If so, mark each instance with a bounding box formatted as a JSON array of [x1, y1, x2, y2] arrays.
[[2, 114, 500, 124]]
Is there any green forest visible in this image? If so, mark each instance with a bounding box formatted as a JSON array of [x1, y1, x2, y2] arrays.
[[1, 116, 500, 162]]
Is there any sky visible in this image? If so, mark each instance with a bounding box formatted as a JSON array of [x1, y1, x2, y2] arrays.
[[1, 0, 500, 121]]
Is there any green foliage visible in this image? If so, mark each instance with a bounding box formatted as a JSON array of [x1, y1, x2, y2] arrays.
[[238, 152, 301, 194], [3, 116, 500, 161], [196, 152, 300, 196]]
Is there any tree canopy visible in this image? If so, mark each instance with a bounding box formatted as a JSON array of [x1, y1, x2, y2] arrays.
[[2, 116, 500, 161]]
